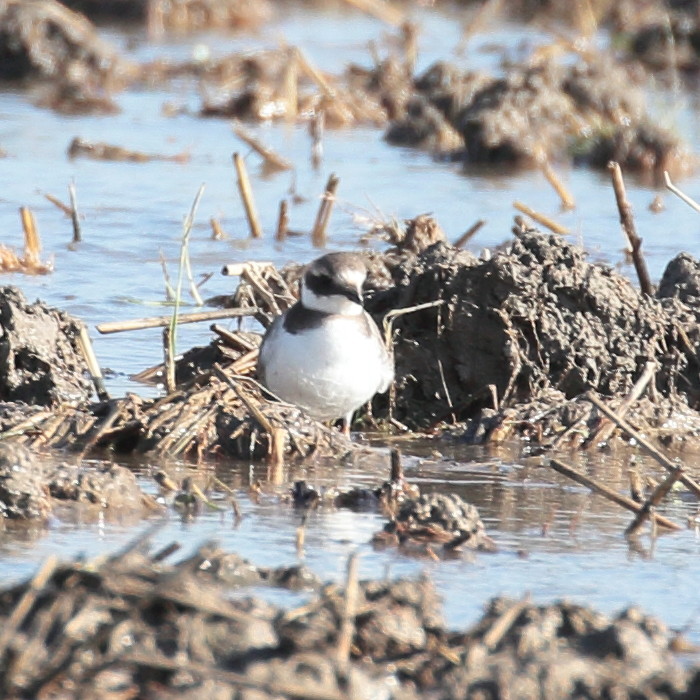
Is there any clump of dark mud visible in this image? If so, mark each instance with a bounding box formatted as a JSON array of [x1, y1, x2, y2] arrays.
[[0, 0, 132, 95], [0, 286, 91, 406], [388, 52, 690, 178], [364, 226, 700, 441], [0, 542, 694, 699], [62, 0, 272, 31], [375, 492, 497, 555]]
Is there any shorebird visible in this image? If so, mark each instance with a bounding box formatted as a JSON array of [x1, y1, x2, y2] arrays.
[[257, 252, 394, 431]]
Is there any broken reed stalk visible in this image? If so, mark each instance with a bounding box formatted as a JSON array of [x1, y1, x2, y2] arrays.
[[309, 110, 325, 169], [210, 324, 258, 352], [233, 153, 263, 239], [0, 555, 58, 660], [383, 299, 444, 350], [20, 207, 40, 265], [68, 180, 82, 243], [282, 47, 298, 120], [549, 458, 681, 531], [76, 324, 109, 401], [586, 361, 656, 447], [339, 0, 404, 25], [276, 200, 289, 242], [44, 192, 73, 216], [482, 595, 531, 649], [336, 551, 360, 671], [210, 217, 226, 240], [513, 201, 569, 235], [608, 161, 653, 296], [585, 391, 700, 499], [158, 250, 176, 301], [183, 243, 203, 306], [541, 160, 576, 210], [167, 184, 205, 381], [233, 123, 292, 172], [453, 219, 486, 248], [163, 326, 176, 393], [311, 174, 340, 247], [625, 465, 685, 537], [663, 170, 700, 214], [221, 261, 273, 277], [96, 307, 254, 335]]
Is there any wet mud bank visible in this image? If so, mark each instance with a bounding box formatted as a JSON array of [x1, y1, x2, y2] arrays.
[[2, 223, 700, 461], [0, 540, 698, 700]]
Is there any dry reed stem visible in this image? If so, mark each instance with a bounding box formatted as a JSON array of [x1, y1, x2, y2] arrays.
[[340, 0, 404, 25], [453, 219, 486, 248], [221, 261, 274, 277], [210, 325, 258, 352], [513, 201, 569, 235], [663, 170, 700, 214], [310, 110, 325, 169], [77, 323, 109, 401], [541, 160, 576, 210], [586, 392, 700, 499], [233, 123, 293, 172], [311, 174, 340, 247], [96, 307, 256, 334], [0, 555, 58, 661], [625, 465, 684, 537], [163, 326, 176, 393], [233, 152, 263, 239], [68, 181, 82, 243], [276, 199, 289, 242], [586, 361, 656, 447], [482, 595, 531, 649], [210, 217, 226, 240], [281, 47, 298, 120], [549, 458, 681, 531], [43, 192, 73, 216], [336, 551, 360, 670], [608, 161, 653, 296]]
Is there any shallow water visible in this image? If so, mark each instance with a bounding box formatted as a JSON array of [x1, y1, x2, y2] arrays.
[[2, 3, 700, 642]]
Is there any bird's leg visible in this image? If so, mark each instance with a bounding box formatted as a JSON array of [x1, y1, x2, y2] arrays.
[[341, 411, 353, 436]]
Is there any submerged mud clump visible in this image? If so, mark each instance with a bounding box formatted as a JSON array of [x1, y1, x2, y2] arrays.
[[0, 287, 91, 406], [0, 544, 694, 699], [376, 492, 497, 554], [0, 443, 155, 523]]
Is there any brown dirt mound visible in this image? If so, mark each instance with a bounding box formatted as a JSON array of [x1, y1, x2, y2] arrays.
[[368, 229, 700, 431], [0, 542, 693, 699], [0, 286, 92, 406]]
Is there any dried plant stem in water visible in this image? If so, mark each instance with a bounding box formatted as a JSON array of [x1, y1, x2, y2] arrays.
[[233, 123, 292, 172], [513, 201, 569, 235], [586, 392, 700, 498], [626, 466, 684, 537], [233, 152, 263, 239], [608, 161, 653, 296], [336, 552, 360, 670], [549, 458, 681, 531], [77, 323, 109, 401], [586, 361, 656, 447], [663, 170, 700, 214], [276, 200, 289, 242], [44, 192, 72, 216], [541, 160, 576, 210], [340, 0, 404, 26], [68, 180, 82, 243], [311, 174, 340, 247]]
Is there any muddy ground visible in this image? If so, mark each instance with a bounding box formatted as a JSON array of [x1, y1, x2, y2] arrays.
[[0, 538, 698, 700], [0, 0, 694, 177], [1, 221, 700, 460]]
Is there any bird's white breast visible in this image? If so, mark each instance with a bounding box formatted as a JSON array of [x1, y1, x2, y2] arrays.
[[259, 311, 392, 421]]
